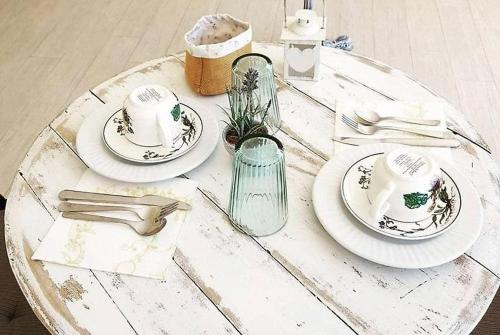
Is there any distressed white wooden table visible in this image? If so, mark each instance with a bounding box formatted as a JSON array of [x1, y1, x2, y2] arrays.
[[5, 43, 500, 335]]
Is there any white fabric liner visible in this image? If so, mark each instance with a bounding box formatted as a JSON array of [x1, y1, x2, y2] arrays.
[[185, 14, 252, 59]]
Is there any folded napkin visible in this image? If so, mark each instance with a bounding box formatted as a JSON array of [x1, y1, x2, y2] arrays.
[[32, 170, 198, 280], [334, 100, 453, 160]]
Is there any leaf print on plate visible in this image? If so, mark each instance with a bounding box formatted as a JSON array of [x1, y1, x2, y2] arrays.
[[403, 192, 429, 209], [171, 104, 181, 121]]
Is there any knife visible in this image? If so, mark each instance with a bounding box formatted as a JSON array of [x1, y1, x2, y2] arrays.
[[337, 137, 461, 148], [58, 190, 191, 210]]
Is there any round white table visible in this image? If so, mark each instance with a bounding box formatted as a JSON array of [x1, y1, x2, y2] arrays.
[[5, 43, 500, 334]]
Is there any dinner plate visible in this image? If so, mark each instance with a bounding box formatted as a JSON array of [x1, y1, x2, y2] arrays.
[[341, 153, 462, 240], [76, 96, 219, 183], [102, 104, 203, 164], [312, 144, 483, 269]]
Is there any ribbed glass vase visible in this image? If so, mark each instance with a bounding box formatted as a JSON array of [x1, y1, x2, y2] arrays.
[[228, 134, 288, 236], [231, 53, 281, 134]]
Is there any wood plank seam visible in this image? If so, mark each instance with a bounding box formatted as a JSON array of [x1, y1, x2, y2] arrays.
[[173, 258, 243, 335], [49, 126, 88, 169], [18, 171, 56, 221], [465, 254, 500, 280], [89, 90, 106, 104], [88, 268, 139, 335]]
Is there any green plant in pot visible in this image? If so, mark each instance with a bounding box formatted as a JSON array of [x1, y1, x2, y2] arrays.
[[220, 68, 272, 155]]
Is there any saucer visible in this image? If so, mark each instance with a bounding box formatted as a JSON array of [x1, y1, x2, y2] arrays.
[[102, 103, 203, 164], [312, 144, 483, 269], [76, 96, 219, 183], [341, 153, 462, 240]]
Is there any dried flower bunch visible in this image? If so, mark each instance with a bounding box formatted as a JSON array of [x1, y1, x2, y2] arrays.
[[220, 68, 272, 145]]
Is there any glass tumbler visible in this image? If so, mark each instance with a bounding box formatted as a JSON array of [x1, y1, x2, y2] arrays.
[[229, 134, 288, 236], [231, 53, 281, 134]]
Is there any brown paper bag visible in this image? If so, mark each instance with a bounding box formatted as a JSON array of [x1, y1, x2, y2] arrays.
[[184, 14, 252, 96]]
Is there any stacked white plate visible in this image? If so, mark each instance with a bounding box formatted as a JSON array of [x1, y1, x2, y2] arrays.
[[76, 96, 219, 183], [312, 144, 483, 268]]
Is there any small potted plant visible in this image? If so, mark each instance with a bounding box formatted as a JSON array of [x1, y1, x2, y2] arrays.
[[220, 68, 272, 155]]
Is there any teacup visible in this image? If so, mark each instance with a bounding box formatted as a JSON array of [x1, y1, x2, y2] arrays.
[[367, 148, 442, 222], [122, 84, 182, 147]]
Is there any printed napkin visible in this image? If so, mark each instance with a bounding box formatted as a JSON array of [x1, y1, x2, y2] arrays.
[[32, 170, 198, 280]]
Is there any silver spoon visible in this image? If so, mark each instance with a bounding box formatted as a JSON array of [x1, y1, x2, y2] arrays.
[[355, 108, 441, 126]]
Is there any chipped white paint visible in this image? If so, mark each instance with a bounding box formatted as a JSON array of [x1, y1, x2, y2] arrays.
[[5, 43, 500, 334]]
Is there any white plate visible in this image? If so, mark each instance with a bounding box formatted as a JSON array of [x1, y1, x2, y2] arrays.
[[341, 153, 461, 240], [312, 144, 483, 269], [76, 96, 219, 183], [103, 104, 203, 164]]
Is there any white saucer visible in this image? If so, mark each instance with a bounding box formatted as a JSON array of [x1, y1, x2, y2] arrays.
[[76, 96, 219, 183], [102, 104, 203, 164], [312, 144, 483, 269], [341, 153, 462, 240]]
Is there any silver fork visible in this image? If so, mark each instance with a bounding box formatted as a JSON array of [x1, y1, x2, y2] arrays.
[[58, 202, 178, 221], [341, 114, 453, 139], [59, 202, 179, 236]]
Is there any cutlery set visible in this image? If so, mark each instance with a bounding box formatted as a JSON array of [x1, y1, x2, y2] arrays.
[[58, 190, 191, 236], [340, 108, 460, 148]]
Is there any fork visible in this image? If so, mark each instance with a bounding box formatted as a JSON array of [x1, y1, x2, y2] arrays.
[[341, 114, 453, 139], [59, 202, 178, 236], [58, 202, 178, 221]]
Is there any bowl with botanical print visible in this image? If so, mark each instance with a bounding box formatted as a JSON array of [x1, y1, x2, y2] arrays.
[[341, 151, 461, 240], [103, 103, 203, 164]]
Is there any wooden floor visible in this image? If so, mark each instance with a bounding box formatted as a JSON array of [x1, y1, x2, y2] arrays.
[[0, 0, 499, 196]]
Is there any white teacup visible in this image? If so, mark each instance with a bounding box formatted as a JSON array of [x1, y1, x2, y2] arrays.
[[122, 84, 182, 147], [367, 148, 442, 222]]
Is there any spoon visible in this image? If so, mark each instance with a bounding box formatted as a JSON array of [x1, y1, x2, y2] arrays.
[[355, 108, 441, 126], [342, 114, 453, 139]]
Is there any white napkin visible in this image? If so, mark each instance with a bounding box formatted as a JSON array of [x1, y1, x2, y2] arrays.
[[334, 100, 453, 161], [32, 170, 198, 280]]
